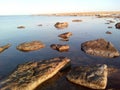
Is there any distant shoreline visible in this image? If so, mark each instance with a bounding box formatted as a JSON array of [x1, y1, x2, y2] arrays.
[[34, 11, 120, 16]]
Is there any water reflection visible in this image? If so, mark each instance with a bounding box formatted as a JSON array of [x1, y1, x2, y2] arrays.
[[0, 16, 120, 89]]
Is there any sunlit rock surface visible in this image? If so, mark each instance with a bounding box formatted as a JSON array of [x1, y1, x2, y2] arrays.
[[54, 22, 68, 29], [58, 32, 72, 39], [0, 44, 11, 53], [17, 41, 45, 52], [81, 38, 120, 58], [67, 64, 108, 89], [50, 44, 69, 52], [0, 57, 70, 90]]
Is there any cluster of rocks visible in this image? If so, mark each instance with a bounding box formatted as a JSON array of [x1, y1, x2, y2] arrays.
[[0, 56, 109, 90], [1, 21, 120, 90]]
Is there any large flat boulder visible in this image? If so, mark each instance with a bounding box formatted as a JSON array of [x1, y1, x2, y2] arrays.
[[115, 22, 120, 29], [50, 44, 69, 52], [81, 38, 120, 58], [54, 22, 68, 29], [17, 41, 45, 52], [67, 64, 108, 89], [0, 44, 11, 53], [0, 57, 70, 90]]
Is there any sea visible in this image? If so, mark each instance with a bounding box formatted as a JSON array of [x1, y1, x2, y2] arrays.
[[0, 15, 120, 90]]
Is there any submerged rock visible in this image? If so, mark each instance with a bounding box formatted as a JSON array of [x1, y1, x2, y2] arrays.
[[106, 31, 112, 34], [115, 22, 120, 29], [108, 20, 115, 23], [67, 64, 108, 89], [54, 22, 68, 29], [17, 26, 25, 29], [108, 26, 112, 28], [58, 32, 72, 39], [50, 44, 69, 52], [59, 38, 69, 41], [17, 41, 45, 52], [0, 44, 11, 53], [81, 38, 120, 58], [0, 57, 70, 90], [72, 19, 82, 22], [37, 24, 42, 26]]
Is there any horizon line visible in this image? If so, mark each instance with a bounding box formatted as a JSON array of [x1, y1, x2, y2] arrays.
[[0, 10, 120, 16]]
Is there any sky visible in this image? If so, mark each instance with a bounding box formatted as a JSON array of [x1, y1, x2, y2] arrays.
[[0, 0, 120, 15]]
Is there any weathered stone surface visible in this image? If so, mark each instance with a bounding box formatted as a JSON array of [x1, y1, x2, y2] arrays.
[[0, 57, 70, 90], [81, 38, 120, 58], [0, 44, 11, 53], [115, 22, 120, 29], [17, 41, 45, 52], [50, 44, 69, 52], [17, 26, 25, 29], [54, 22, 68, 29], [58, 32, 72, 39], [67, 64, 108, 89], [106, 31, 112, 34], [72, 19, 82, 22]]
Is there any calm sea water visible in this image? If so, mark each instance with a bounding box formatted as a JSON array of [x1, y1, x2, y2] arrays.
[[0, 15, 120, 89]]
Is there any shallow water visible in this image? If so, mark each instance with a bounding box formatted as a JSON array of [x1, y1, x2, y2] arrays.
[[0, 15, 120, 89]]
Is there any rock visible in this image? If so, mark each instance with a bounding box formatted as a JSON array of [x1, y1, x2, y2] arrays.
[[0, 44, 11, 53], [106, 31, 112, 34], [17, 26, 25, 29], [81, 38, 120, 58], [54, 22, 68, 29], [17, 41, 45, 52], [72, 19, 82, 22], [105, 23, 110, 24], [108, 26, 112, 28], [115, 22, 120, 29], [59, 38, 69, 41], [37, 24, 42, 26], [67, 64, 108, 89], [0, 57, 70, 90], [58, 32, 72, 39], [50, 44, 69, 52], [108, 20, 115, 23]]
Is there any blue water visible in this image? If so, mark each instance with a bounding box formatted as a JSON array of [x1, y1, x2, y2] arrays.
[[0, 15, 120, 89]]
